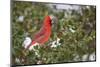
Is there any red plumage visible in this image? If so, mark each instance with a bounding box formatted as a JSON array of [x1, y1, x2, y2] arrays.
[[27, 16, 52, 49]]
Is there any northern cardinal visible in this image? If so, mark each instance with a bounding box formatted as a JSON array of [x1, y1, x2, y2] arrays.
[[23, 15, 56, 50]]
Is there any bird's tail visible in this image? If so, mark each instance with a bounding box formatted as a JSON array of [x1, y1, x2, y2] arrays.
[[26, 41, 40, 50]]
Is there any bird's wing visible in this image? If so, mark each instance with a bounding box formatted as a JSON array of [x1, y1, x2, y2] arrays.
[[35, 31, 50, 44], [33, 26, 51, 44], [33, 26, 46, 40]]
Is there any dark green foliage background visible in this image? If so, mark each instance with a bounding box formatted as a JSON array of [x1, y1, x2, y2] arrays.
[[12, 1, 96, 65]]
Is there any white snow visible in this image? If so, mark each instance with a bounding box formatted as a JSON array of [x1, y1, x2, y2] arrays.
[[15, 58, 20, 63], [22, 37, 32, 49], [69, 28, 75, 33], [73, 55, 80, 61], [18, 15, 24, 22], [50, 38, 61, 48], [56, 4, 80, 10], [89, 52, 96, 61], [82, 54, 88, 61]]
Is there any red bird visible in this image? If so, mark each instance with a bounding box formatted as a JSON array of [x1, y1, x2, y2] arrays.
[[25, 15, 55, 50]]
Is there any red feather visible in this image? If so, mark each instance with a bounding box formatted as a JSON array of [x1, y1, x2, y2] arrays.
[[27, 16, 52, 49]]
